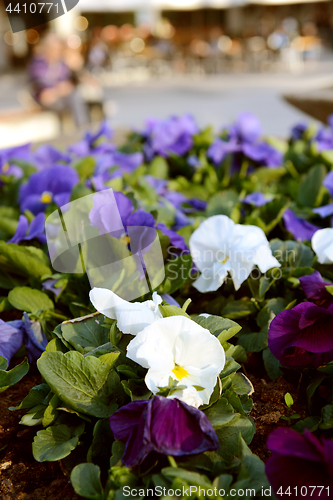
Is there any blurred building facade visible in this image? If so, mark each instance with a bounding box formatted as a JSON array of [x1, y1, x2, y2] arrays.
[[0, 0, 332, 73]]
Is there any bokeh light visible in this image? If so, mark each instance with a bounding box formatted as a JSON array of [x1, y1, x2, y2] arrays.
[[74, 16, 89, 32], [67, 34, 82, 50], [25, 29, 40, 45], [130, 37, 145, 53]]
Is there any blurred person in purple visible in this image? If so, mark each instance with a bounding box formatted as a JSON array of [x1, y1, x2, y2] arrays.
[[28, 33, 89, 128]]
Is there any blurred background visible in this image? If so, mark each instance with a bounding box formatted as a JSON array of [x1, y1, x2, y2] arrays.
[[0, 0, 332, 147]]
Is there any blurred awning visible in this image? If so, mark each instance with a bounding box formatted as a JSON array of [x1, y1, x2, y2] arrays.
[[78, 0, 248, 11], [78, 0, 328, 11], [251, 0, 328, 4], [78, 0, 150, 11]]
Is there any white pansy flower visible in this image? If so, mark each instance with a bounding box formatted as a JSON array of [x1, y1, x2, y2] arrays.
[[126, 316, 225, 407], [168, 386, 205, 409], [312, 228, 333, 264], [189, 215, 280, 292], [89, 288, 163, 336]]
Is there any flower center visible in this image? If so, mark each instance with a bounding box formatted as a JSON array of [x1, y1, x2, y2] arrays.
[[172, 364, 189, 380], [2, 163, 9, 173], [220, 257, 228, 264], [120, 234, 131, 246], [40, 191, 53, 204]]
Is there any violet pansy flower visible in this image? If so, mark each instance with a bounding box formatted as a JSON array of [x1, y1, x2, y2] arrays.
[[8, 213, 46, 245], [266, 428, 333, 500], [19, 165, 79, 215], [0, 313, 47, 364], [241, 192, 273, 207], [283, 208, 320, 242], [142, 115, 199, 159], [109, 395, 219, 468]]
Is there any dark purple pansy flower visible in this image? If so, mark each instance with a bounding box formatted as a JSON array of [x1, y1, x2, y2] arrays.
[[290, 122, 308, 141], [241, 192, 272, 207], [268, 302, 333, 369], [283, 209, 320, 241], [313, 172, 333, 218], [299, 271, 333, 307], [143, 115, 199, 158], [315, 127, 333, 152], [109, 396, 219, 468], [0, 313, 47, 364], [8, 213, 46, 244], [91, 150, 144, 191], [19, 165, 79, 215], [266, 428, 333, 500]]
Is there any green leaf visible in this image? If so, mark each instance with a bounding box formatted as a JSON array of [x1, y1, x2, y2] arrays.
[[238, 330, 267, 353], [159, 305, 190, 318], [162, 467, 211, 488], [75, 157, 96, 182], [148, 156, 169, 179], [231, 373, 254, 396], [263, 347, 282, 381], [222, 300, 257, 320], [157, 254, 192, 295], [61, 314, 110, 353], [33, 424, 83, 462], [193, 315, 242, 344], [42, 394, 60, 427], [298, 164, 326, 207], [320, 405, 333, 430], [10, 383, 50, 411], [292, 416, 321, 433], [284, 393, 293, 408], [204, 397, 236, 428], [270, 239, 314, 269], [8, 287, 54, 314], [0, 242, 51, 279], [0, 358, 29, 393], [37, 351, 119, 418], [71, 463, 104, 500], [206, 190, 239, 218], [215, 414, 255, 463], [220, 358, 241, 379]]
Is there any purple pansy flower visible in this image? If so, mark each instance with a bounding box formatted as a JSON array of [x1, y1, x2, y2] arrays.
[[268, 302, 333, 369], [8, 213, 46, 244], [109, 395, 219, 468], [266, 428, 333, 500], [0, 313, 47, 364], [19, 165, 79, 215], [229, 112, 262, 144], [69, 120, 113, 157], [314, 172, 333, 218], [89, 190, 188, 254], [0, 320, 24, 363], [0, 144, 32, 184], [142, 115, 199, 159], [91, 150, 144, 191], [161, 293, 180, 307], [241, 192, 273, 207], [42, 279, 64, 297], [208, 113, 283, 168], [33, 145, 71, 170], [299, 271, 333, 307], [283, 209, 320, 241]]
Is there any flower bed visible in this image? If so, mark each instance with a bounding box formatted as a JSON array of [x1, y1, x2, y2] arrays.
[[1, 113, 333, 499]]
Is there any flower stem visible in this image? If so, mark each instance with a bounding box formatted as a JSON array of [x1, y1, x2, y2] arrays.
[[167, 456, 178, 468]]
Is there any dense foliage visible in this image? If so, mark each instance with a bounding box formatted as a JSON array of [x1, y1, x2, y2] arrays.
[[1, 113, 333, 499]]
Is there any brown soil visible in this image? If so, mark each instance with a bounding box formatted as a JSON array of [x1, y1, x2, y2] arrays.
[[0, 370, 80, 500], [0, 362, 307, 499]]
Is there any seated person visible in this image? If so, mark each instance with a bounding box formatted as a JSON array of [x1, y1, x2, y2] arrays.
[[28, 33, 89, 128]]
